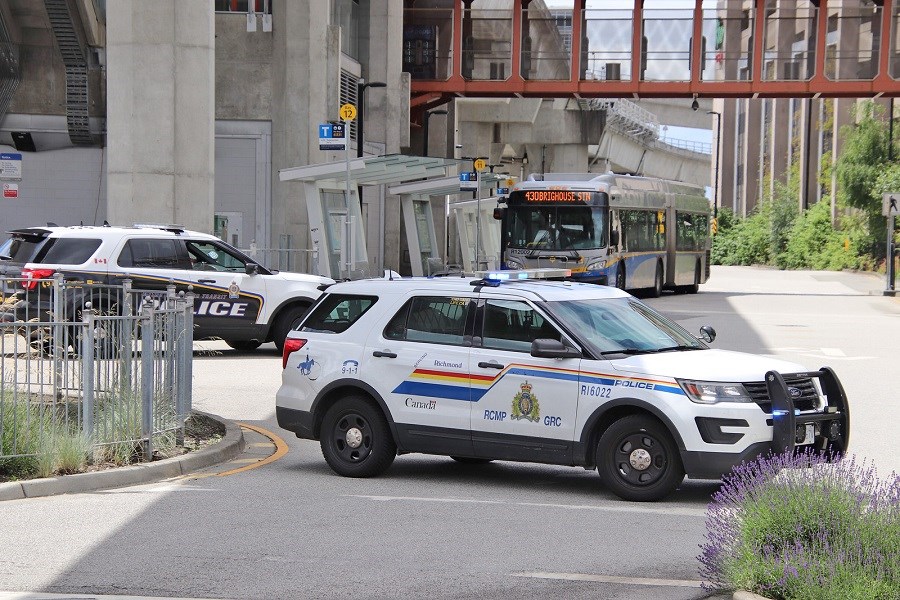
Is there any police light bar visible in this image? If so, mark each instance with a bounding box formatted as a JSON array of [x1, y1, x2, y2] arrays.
[[476, 268, 572, 281]]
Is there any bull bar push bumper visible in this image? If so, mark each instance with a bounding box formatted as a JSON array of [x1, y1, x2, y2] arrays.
[[766, 367, 850, 454]]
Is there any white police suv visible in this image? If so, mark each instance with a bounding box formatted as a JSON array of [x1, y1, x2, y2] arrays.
[[0, 224, 332, 351], [276, 269, 849, 501]]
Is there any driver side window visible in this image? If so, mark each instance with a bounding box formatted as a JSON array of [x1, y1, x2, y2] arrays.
[[186, 241, 246, 272]]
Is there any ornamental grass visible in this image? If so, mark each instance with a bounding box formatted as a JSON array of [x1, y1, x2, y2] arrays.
[[699, 451, 900, 600]]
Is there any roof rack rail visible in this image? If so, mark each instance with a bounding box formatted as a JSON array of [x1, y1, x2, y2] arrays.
[[133, 223, 186, 234]]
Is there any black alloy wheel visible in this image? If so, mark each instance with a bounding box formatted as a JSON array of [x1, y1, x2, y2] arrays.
[[596, 415, 684, 502], [320, 396, 396, 477]]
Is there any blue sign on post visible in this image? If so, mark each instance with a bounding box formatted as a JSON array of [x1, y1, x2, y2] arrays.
[[0, 153, 23, 180], [318, 123, 346, 151], [496, 187, 509, 196], [459, 171, 478, 191]]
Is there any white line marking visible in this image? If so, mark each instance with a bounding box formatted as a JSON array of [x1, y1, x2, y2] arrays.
[[344, 495, 706, 517], [514, 571, 704, 588]]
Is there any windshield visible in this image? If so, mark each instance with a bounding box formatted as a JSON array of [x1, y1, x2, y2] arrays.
[[507, 205, 608, 251], [545, 297, 704, 356]]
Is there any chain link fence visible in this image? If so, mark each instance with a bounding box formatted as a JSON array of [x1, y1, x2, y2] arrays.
[[0, 274, 194, 464]]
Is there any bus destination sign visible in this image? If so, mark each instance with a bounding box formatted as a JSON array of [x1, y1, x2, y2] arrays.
[[524, 190, 591, 202]]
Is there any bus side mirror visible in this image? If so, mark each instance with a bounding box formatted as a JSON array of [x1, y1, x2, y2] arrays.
[[492, 207, 505, 220], [609, 230, 619, 247]]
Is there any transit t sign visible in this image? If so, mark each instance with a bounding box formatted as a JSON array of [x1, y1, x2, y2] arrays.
[[318, 123, 346, 151]]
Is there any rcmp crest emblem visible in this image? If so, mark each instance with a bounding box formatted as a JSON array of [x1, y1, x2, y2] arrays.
[[511, 381, 540, 422]]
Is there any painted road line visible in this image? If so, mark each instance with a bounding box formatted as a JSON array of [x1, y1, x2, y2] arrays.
[[514, 572, 703, 588], [345, 495, 705, 517], [214, 423, 289, 476]]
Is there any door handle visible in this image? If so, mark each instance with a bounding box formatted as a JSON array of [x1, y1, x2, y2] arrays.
[[478, 361, 504, 369], [198, 279, 216, 284], [372, 350, 397, 358]]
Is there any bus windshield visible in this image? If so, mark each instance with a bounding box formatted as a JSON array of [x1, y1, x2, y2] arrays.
[[507, 205, 608, 251]]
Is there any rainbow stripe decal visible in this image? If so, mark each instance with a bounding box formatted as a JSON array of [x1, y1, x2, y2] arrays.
[[391, 363, 684, 401]]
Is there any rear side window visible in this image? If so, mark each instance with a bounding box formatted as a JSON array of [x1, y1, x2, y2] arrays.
[[384, 295, 471, 345], [118, 239, 191, 269], [37, 238, 102, 265], [302, 294, 377, 334], [0, 236, 46, 263]]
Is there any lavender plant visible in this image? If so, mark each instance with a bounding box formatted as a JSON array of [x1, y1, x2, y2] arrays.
[[699, 450, 900, 600]]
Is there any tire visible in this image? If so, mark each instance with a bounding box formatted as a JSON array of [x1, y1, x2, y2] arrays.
[[226, 340, 262, 352], [272, 304, 310, 353], [320, 396, 396, 477], [648, 262, 663, 298], [596, 415, 684, 502], [450, 456, 493, 465], [615, 264, 626, 291]]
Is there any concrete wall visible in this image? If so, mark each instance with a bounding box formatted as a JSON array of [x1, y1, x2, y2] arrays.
[[105, 1, 215, 233]]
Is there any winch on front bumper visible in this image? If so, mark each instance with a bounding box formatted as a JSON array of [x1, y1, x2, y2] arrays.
[[766, 366, 850, 454]]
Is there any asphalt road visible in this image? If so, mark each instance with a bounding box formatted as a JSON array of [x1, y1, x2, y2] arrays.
[[1, 266, 896, 600]]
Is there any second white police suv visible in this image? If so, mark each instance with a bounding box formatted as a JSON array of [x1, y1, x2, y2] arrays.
[[276, 268, 849, 501]]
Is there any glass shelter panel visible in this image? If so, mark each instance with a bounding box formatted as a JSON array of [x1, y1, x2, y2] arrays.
[[824, 1, 882, 81], [403, 8, 454, 81], [762, 1, 817, 81], [582, 6, 634, 81], [520, 5, 571, 81], [462, 8, 512, 81], [642, 8, 695, 81], [704, 6, 754, 82], [893, 5, 900, 79]]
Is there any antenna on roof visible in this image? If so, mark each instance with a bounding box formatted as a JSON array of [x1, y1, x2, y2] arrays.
[[47, 222, 58, 227], [103, 220, 110, 227]]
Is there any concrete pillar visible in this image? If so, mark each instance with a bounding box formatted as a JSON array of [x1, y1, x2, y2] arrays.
[[106, 2, 215, 232], [270, 2, 337, 255], [364, 0, 408, 272]]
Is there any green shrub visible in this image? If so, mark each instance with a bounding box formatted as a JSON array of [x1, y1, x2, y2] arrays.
[[700, 451, 900, 600], [778, 200, 860, 270]]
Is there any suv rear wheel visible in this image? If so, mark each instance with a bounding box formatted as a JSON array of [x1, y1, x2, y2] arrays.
[[596, 415, 684, 501], [226, 340, 262, 352], [320, 396, 396, 477]]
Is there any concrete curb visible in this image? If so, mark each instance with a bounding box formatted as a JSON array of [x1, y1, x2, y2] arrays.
[[0, 412, 245, 501]]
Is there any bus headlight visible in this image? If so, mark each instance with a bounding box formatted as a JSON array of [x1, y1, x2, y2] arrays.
[[677, 380, 754, 404], [506, 257, 524, 269], [586, 258, 607, 270]]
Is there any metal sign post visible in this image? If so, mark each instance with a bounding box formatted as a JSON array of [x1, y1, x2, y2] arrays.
[[473, 158, 486, 270], [883, 193, 899, 296], [340, 103, 357, 279]]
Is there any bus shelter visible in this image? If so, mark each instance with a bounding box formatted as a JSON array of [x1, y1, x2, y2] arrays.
[[389, 172, 508, 275], [279, 155, 460, 279]]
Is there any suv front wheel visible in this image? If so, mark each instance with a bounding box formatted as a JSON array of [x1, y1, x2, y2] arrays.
[[320, 396, 396, 477], [596, 415, 684, 501]]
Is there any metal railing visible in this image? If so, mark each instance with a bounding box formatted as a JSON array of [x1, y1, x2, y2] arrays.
[[0, 275, 194, 464]]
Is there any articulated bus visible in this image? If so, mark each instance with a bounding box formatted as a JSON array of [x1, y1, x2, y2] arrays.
[[494, 173, 711, 296]]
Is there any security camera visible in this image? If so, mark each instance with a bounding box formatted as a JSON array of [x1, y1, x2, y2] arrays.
[[691, 98, 700, 111]]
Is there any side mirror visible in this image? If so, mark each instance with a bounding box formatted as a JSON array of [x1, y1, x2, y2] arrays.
[[245, 262, 259, 276], [609, 230, 619, 247], [531, 338, 581, 359], [699, 325, 716, 344]]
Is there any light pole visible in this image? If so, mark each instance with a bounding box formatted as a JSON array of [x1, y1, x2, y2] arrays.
[[707, 110, 722, 226], [356, 79, 386, 158], [422, 108, 448, 156]]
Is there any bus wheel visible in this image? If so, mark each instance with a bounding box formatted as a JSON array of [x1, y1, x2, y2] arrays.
[[648, 262, 663, 298], [615, 265, 626, 290]]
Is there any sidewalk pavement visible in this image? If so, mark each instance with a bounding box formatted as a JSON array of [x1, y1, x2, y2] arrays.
[[0, 412, 245, 501]]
